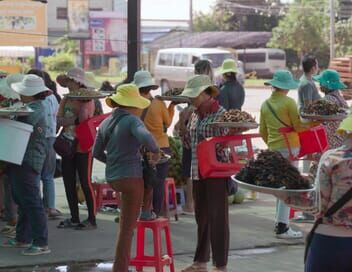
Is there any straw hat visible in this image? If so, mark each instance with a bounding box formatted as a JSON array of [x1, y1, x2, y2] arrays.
[[218, 59, 238, 74], [57, 68, 100, 89], [133, 70, 158, 90], [337, 115, 352, 134], [264, 69, 299, 90], [0, 73, 24, 100], [11, 74, 50, 97], [313, 69, 347, 90], [105, 84, 150, 109], [180, 75, 219, 98]]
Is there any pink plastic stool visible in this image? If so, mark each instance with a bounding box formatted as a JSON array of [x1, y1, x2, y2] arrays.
[[164, 178, 178, 221]]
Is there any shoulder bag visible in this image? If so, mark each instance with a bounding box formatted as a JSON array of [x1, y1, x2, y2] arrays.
[[304, 186, 352, 262], [54, 128, 77, 159]]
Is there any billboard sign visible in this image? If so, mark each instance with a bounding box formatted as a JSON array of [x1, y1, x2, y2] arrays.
[[0, 0, 47, 47], [68, 0, 90, 39], [84, 12, 127, 55]]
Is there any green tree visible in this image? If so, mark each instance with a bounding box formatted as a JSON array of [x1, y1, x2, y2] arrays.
[[335, 18, 352, 57], [193, 9, 238, 32], [268, 1, 329, 59], [52, 35, 79, 54]]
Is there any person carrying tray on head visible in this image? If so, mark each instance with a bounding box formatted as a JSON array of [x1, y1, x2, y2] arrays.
[[56, 67, 100, 230], [133, 70, 175, 219], [260, 69, 309, 239], [313, 69, 348, 150]]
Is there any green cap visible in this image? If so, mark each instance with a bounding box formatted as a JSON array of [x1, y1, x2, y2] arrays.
[[181, 75, 219, 98], [218, 59, 237, 74], [264, 69, 299, 90], [313, 69, 347, 90]]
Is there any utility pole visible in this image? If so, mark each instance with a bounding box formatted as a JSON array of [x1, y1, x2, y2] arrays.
[[127, 0, 141, 82], [330, 0, 335, 60], [189, 0, 193, 32]]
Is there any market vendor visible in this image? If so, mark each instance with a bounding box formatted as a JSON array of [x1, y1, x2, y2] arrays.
[[3, 74, 50, 255], [180, 74, 230, 272], [260, 69, 308, 239]]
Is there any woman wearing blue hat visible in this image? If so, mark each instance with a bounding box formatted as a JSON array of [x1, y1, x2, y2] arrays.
[[260, 69, 307, 239], [313, 69, 349, 149]]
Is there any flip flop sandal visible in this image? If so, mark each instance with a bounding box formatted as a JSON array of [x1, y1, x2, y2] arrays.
[[22, 245, 51, 256], [181, 264, 208, 272], [74, 220, 97, 230], [57, 218, 79, 229], [2, 238, 31, 248]]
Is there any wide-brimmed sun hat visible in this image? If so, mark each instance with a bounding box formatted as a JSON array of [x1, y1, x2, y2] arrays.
[[313, 69, 347, 90], [105, 83, 150, 109], [133, 70, 158, 90], [0, 73, 24, 100], [337, 115, 352, 134], [264, 69, 299, 90], [218, 59, 237, 74], [57, 68, 100, 89], [180, 75, 219, 98], [11, 74, 50, 97]]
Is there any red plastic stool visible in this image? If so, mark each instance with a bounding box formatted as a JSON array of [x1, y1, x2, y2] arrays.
[[92, 183, 121, 210], [130, 218, 175, 272], [164, 178, 178, 221], [289, 208, 301, 219]]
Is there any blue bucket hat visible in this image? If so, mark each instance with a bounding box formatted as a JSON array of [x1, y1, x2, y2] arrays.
[[264, 69, 299, 90], [313, 69, 347, 90]]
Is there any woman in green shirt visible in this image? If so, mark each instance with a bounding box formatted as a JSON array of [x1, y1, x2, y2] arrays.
[[260, 70, 306, 239]]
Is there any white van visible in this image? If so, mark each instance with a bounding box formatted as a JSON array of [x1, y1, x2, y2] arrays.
[[236, 48, 286, 78], [154, 48, 244, 93]]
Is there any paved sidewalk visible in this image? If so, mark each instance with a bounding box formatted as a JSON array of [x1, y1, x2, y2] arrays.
[[0, 169, 310, 270]]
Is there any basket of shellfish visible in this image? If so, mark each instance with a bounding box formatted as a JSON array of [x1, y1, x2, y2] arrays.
[[210, 109, 258, 132], [301, 99, 347, 121]]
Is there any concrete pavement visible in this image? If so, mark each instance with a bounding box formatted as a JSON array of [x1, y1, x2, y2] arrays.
[[0, 170, 311, 271]]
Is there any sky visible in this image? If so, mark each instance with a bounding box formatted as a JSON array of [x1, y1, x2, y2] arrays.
[[141, 0, 216, 20]]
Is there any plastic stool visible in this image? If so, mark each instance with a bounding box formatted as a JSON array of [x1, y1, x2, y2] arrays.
[[164, 178, 178, 221], [289, 208, 302, 219], [92, 183, 121, 210], [130, 218, 175, 272], [176, 188, 186, 212]]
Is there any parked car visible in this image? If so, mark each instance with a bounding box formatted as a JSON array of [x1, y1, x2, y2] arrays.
[[237, 48, 286, 79], [154, 48, 245, 94]]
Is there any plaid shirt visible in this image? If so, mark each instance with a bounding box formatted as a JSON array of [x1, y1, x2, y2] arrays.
[[188, 106, 227, 180]]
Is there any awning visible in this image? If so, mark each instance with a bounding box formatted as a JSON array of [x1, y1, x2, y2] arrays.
[[0, 46, 35, 58]]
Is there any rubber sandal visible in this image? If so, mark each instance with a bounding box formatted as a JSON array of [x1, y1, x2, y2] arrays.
[[57, 218, 79, 229], [22, 245, 51, 256], [2, 239, 31, 248], [139, 211, 157, 221], [74, 220, 97, 230], [4, 228, 16, 238], [48, 208, 63, 219], [1, 225, 16, 234], [181, 263, 208, 272]]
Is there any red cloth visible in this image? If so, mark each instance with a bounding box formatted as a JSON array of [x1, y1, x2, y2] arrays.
[[195, 98, 220, 119]]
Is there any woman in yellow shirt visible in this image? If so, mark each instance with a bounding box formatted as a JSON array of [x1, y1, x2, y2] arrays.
[[133, 71, 175, 218]]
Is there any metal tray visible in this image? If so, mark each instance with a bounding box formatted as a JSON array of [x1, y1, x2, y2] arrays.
[[0, 107, 33, 117], [300, 113, 347, 121], [232, 176, 315, 199], [64, 93, 107, 100], [210, 122, 258, 129], [156, 95, 191, 104]]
